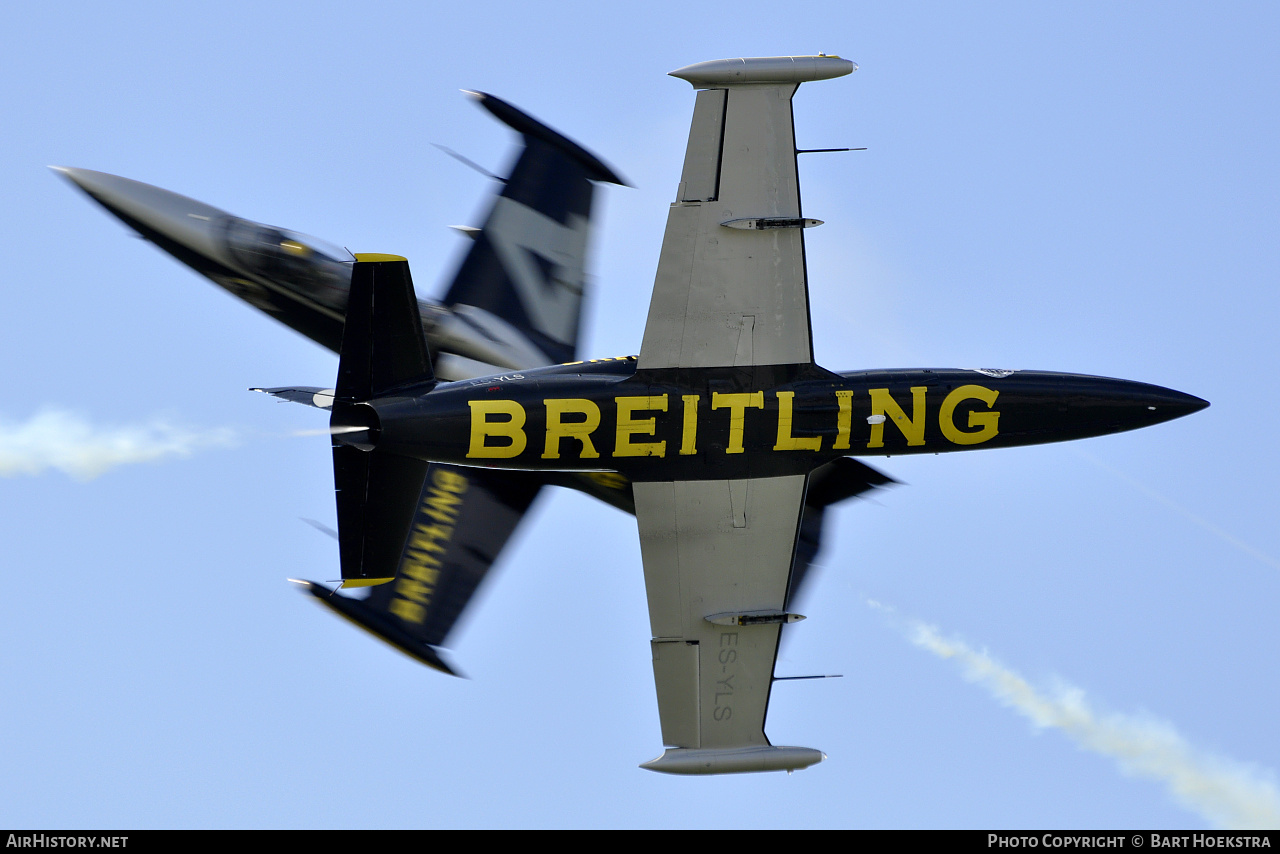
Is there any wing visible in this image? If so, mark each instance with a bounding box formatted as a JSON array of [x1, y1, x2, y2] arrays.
[[788, 457, 897, 610], [632, 56, 854, 774], [366, 465, 542, 650], [638, 60, 834, 370], [439, 92, 625, 368], [634, 476, 823, 774], [301, 464, 543, 675]]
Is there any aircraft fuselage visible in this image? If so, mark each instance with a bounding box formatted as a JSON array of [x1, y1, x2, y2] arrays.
[[337, 359, 1208, 481]]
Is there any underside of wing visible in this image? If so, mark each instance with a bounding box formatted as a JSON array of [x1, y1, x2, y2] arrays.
[[638, 56, 853, 371], [365, 464, 543, 650], [633, 475, 824, 774], [442, 92, 626, 367], [301, 464, 543, 675]]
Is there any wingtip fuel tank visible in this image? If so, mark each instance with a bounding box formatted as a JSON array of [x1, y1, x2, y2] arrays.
[[640, 746, 826, 775], [669, 55, 856, 88]]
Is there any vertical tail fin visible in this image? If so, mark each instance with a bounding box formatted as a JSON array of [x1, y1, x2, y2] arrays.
[[331, 255, 436, 584]]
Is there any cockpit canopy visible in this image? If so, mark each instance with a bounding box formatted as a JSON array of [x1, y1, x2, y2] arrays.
[[222, 217, 354, 307]]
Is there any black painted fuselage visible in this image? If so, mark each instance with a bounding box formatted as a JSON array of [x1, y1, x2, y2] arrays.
[[336, 358, 1208, 482]]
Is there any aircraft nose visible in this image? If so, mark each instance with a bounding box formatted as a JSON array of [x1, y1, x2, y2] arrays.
[[51, 166, 231, 263], [1133, 384, 1209, 427], [1170, 390, 1209, 414]]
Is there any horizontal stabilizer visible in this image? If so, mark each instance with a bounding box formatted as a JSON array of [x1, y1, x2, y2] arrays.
[[292, 580, 460, 676], [332, 445, 429, 582], [251, 386, 335, 409], [336, 256, 434, 402], [640, 746, 825, 775]]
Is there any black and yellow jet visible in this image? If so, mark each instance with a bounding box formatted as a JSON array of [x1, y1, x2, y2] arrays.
[[262, 56, 1207, 774], [58, 89, 892, 679]]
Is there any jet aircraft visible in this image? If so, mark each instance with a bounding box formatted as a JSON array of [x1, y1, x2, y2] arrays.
[[260, 55, 1209, 775], [56, 90, 891, 677]]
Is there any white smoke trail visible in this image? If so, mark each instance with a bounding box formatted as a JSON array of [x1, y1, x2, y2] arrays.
[[870, 601, 1280, 829], [0, 408, 238, 481]]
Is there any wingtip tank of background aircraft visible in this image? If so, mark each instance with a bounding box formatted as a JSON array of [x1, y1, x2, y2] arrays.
[[261, 55, 1206, 774], [288, 578, 461, 677]]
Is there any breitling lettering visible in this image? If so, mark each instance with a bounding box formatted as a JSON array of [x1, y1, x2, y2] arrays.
[[543, 398, 602, 459], [467, 399, 527, 458], [614, 395, 668, 457], [711, 391, 764, 454], [773, 391, 822, 452], [388, 468, 469, 624], [867, 386, 927, 448], [833, 389, 854, 450], [679, 394, 699, 455], [938, 384, 1000, 445], [463, 384, 1002, 461]]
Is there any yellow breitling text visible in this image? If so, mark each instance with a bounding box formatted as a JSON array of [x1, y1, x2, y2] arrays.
[[773, 391, 822, 452], [543, 399, 602, 459], [938, 385, 1000, 445], [467, 399, 527, 458], [867, 386, 927, 448], [614, 395, 668, 457], [711, 391, 764, 454], [388, 467, 470, 624], [463, 384, 1001, 463]]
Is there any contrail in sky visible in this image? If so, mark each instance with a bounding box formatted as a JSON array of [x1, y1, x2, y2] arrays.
[[0, 408, 238, 481], [870, 601, 1280, 829], [1074, 449, 1280, 573]]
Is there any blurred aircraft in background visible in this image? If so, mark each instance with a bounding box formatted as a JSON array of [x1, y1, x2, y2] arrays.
[[56, 91, 894, 677]]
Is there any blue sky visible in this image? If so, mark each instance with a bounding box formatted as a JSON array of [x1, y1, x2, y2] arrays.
[[1, 0, 1277, 829]]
